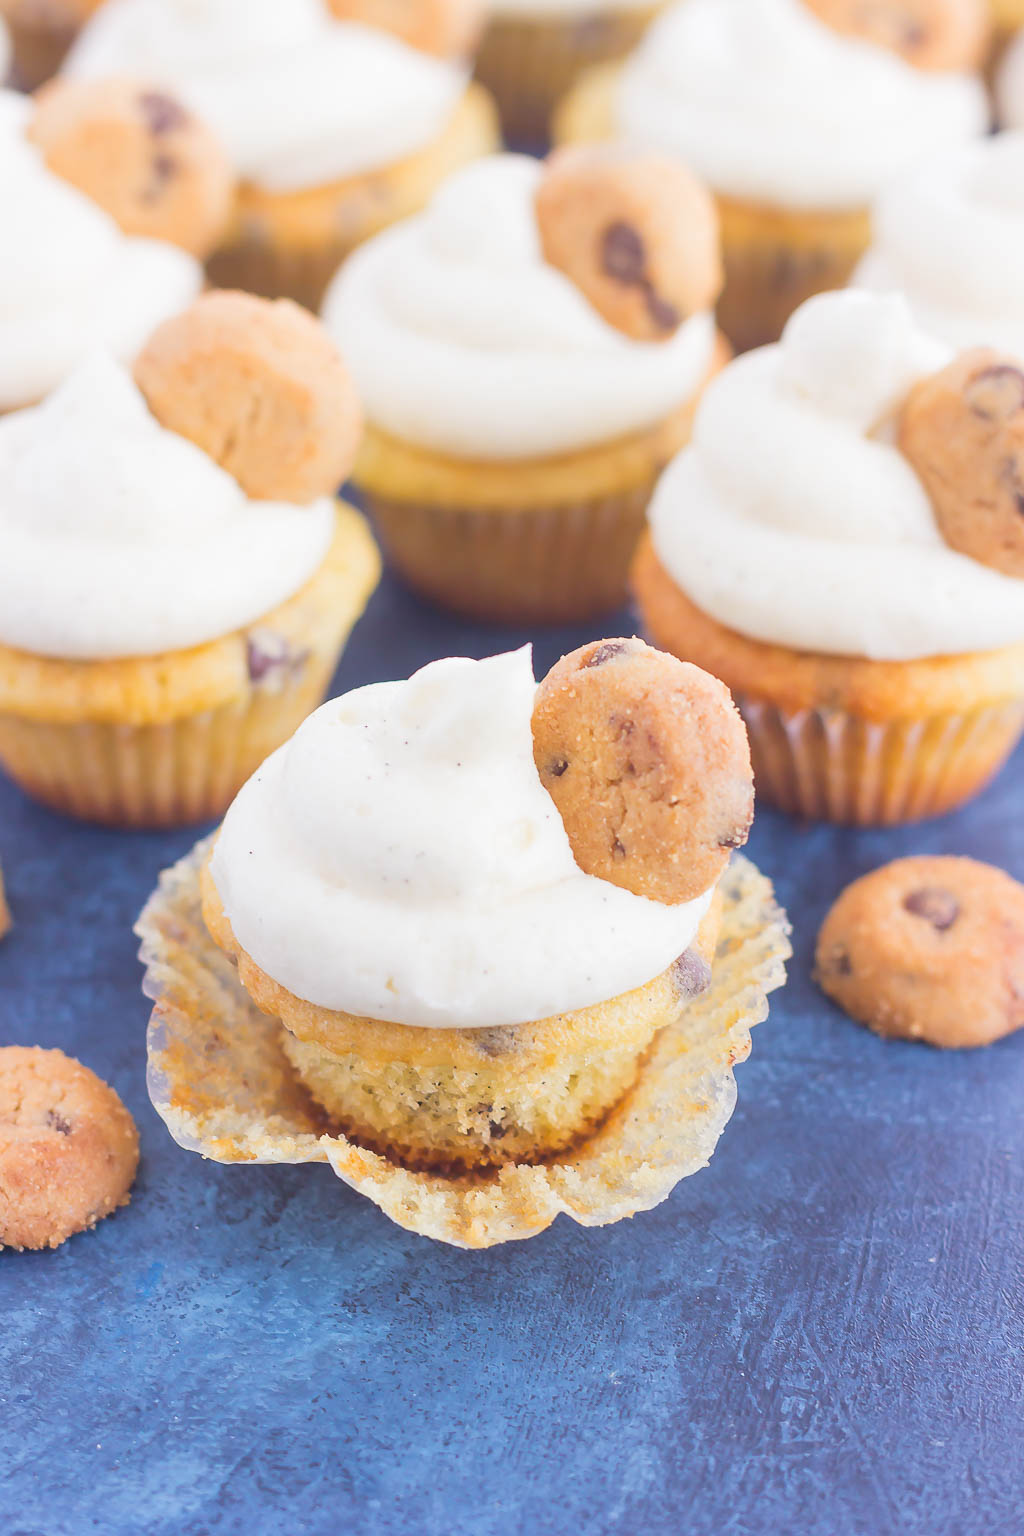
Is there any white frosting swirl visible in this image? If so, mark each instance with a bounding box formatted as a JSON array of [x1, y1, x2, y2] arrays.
[[210, 649, 713, 1029], [615, 0, 989, 211], [0, 354, 336, 660], [64, 0, 467, 194], [856, 135, 1024, 359], [0, 89, 201, 413], [648, 292, 1024, 662], [322, 154, 717, 460]]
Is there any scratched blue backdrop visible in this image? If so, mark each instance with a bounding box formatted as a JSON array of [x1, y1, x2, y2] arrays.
[[1, 572, 1022, 1536]]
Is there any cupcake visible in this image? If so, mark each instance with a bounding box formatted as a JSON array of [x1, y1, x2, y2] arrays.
[[555, 0, 990, 353], [0, 84, 221, 413], [0, 292, 380, 827], [138, 640, 789, 1245], [0, 0, 101, 90], [856, 133, 1024, 358], [63, 0, 500, 310], [322, 149, 729, 623], [474, 0, 664, 146], [633, 290, 1024, 825]]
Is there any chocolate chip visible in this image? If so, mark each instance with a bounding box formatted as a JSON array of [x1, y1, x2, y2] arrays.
[[246, 630, 310, 687], [832, 946, 853, 977], [474, 1026, 518, 1058], [585, 641, 630, 668], [547, 758, 569, 779], [612, 838, 626, 859], [46, 1110, 72, 1136], [488, 1120, 509, 1140], [903, 887, 960, 931], [673, 949, 712, 999], [602, 221, 647, 286], [138, 91, 188, 136], [964, 365, 1024, 423], [142, 153, 178, 204], [646, 290, 681, 332]]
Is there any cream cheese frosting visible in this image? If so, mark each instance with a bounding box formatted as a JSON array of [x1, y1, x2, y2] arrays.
[[64, 0, 468, 194], [0, 354, 336, 661], [322, 154, 717, 460], [614, 0, 989, 211], [209, 648, 715, 1030], [648, 291, 1024, 662], [0, 88, 202, 413], [856, 134, 1024, 359]]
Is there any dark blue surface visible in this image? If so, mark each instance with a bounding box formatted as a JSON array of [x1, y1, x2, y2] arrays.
[[2, 573, 1023, 1536]]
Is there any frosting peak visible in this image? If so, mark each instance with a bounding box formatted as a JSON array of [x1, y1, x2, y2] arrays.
[[209, 649, 715, 1029]]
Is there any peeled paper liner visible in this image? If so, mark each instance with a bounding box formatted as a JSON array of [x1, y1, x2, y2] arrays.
[[137, 842, 790, 1249]]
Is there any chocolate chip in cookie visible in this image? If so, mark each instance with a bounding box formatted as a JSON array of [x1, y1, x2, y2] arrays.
[[802, 0, 989, 73], [532, 638, 753, 905]]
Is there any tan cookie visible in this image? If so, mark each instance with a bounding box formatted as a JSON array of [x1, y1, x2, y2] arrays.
[[28, 77, 234, 259], [900, 348, 1024, 579], [134, 291, 363, 504], [532, 638, 753, 905], [802, 0, 989, 72], [535, 147, 722, 344], [0, 1047, 139, 1251], [815, 856, 1024, 1048], [326, 0, 483, 56], [0, 863, 9, 943]]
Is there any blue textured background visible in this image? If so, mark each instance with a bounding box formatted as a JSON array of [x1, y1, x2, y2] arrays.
[[2, 574, 1023, 1536]]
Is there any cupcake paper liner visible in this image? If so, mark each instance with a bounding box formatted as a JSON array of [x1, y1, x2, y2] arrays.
[[137, 843, 790, 1250], [741, 695, 1024, 825]]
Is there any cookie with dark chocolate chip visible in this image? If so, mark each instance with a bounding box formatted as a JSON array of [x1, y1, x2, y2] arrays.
[[326, 0, 482, 56], [28, 76, 234, 258], [535, 146, 722, 344], [802, 0, 989, 73], [532, 638, 753, 904], [815, 856, 1024, 1048], [0, 1047, 139, 1251], [900, 348, 1024, 579]]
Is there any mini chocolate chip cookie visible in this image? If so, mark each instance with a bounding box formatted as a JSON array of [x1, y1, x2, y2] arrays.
[[802, 0, 989, 73], [900, 349, 1024, 580], [29, 77, 234, 258], [535, 146, 722, 344], [815, 856, 1024, 1048], [0, 1047, 139, 1250], [134, 291, 363, 504], [326, 0, 482, 56], [532, 638, 753, 905]]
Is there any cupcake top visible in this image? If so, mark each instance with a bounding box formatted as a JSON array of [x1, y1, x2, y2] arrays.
[[208, 647, 718, 1030], [647, 290, 1024, 662], [0, 353, 336, 660], [615, 0, 988, 211], [64, 0, 469, 194], [322, 153, 719, 460], [0, 89, 201, 412], [856, 134, 1024, 359]]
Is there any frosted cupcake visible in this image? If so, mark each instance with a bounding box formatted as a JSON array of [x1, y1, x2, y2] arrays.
[[633, 291, 1024, 824], [856, 133, 1024, 359], [0, 292, 380, 827], [323, 149, 728, 623], [474, 0, 664, 145], [63, 0, 500, 310], [0, 86, 212, 413], [556, 0, 990, 352], [0, 0, 101, 89]]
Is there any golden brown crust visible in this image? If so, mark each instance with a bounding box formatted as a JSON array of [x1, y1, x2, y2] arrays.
[[632, 532, 1024, 718], [531, 638, 752, 905], [326, 0, 483, 56], [0, 1046, 139, 1250], [815, 856, 1024, 1047], [29, 77, 234, 258], [802, 0, 990, 72], [535, 145, 722, 343]]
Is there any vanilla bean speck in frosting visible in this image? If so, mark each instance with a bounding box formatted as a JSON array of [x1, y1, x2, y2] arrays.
[[64, 0, 468, 193], [0, 354, 336, 660], [321, 154, 717, 460], [613, 0, 988, 211], [208, 648, 715, 1029], [647, 291, 1024, 662], [0, 89, 201, 412]]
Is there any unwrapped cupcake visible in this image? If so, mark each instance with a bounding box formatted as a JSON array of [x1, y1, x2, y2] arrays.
[[633, 290, 1024, 824], [139, 640, 789, 1247], [322, 148, 728, 623], [556, 0, 990, 352], [0, 291, 380, 827], [62, 0, 500, 309]]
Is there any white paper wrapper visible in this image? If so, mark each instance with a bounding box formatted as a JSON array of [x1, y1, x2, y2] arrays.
[[137, 841, 789, 1248]]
